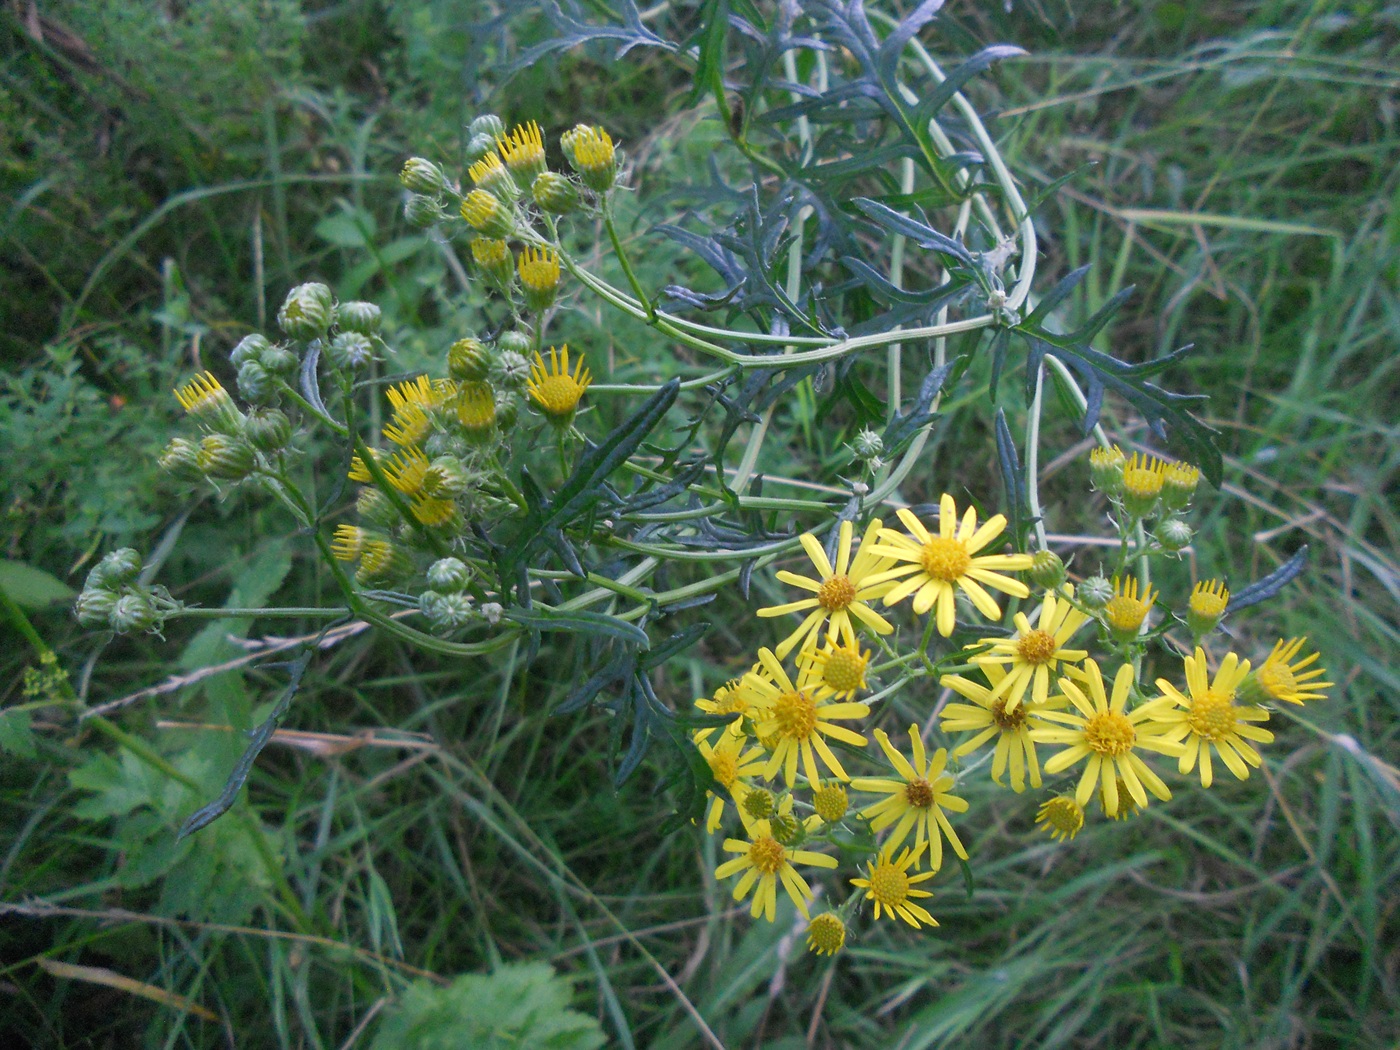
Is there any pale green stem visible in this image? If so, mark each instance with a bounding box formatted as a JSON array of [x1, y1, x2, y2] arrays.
[[1025, 359, 1049, 549], [886, 155, 916, 422]]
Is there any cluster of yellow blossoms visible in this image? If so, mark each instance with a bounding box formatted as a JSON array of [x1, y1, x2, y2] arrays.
[[692, 476, 1332, 957]]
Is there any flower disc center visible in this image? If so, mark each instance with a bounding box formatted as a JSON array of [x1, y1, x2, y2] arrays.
[[991, 697, 1028, 730], [869, 863, 910, 907], [919, 536, 971, 581], [748, 836, 785, 875], [818, 573, 856, 611], [1084, 710, 1136, 756], [904, 778, 934, 809], [1016, 628, 1059, 664], [1186, 688, 1239, 741], [773, 690, 817, 740]]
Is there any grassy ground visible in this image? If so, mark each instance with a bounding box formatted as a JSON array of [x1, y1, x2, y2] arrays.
[[2, 1, 1397, 1047]]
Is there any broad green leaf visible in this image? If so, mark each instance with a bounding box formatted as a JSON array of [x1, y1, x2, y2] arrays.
[[0, 560, 76, 607]]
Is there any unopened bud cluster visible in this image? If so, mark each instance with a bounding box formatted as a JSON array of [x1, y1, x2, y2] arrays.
[[74, 548, 174, 635]]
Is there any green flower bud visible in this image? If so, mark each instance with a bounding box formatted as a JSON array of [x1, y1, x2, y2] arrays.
[[277, 282, 334, 342], [230, 333, 273, 368], [327, 331, 375, 370], [1155, 517, 1193, 552], [110, 593, 159, 634], [400, 157, 448, 196], [531, 171, 580, 214], [74, 588, 119, 627], [423, 432, 468, 460], [851, 427, 883, 461], [770, 812, 801, 845], [404, 194, 447, 229], [448, 338, 491, 381], [418, 589, 444, 618], [356, 486, 399, 528], [1079, 574, 1113, 610], [335, 300, 382, 336], [743, 788, 775, 821], [464, 132, 498, 166], [427, 455, 473, 496], [89, 548, 143, 591], [427, 592, 476, 631], [489, 349, 530, 392], [197, 434, 257, 481], [495, 330, 532, 355], [260, 344, 299, 377], [1029, 549, 1067, 590], [426, 557, 471, 593], [159, 437, 205, 481], [493, 391, 520, 430], [469, 114, 505, 140], [236, 360, 276, 405], [245, 407, 293, 453]]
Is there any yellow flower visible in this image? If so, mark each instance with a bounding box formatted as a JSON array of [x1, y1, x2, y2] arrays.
[[174, 371, 244, 435], [348, 449, 380, 483], [805, 913, 847, 956], [740, 647, 869, 787], [970, 584, 1090, 712], [850, 843, 939, 928], [460, 188, 512, 238], [387, 374, 453, 414], [382, 446, 433, 496], [1103, 575, 1156, 637], [467, 150, 516, 199], [1185, 579, 1229, 636], [850, 725, 968, 869], [526, 345, 592, 421], [409, 493, 457, 528], [809, 775, 850, 824], [714, 818, 837, 922], [1152, 648, 1274, 788], [1247, 637, 1333, 706], [496, 120, 547, 188], [1034, 796, 1084, 841], [1032, 659, 1182, 817], [1121, 452, 1168, 516], [454, 381, 497, 435], [565, 124, 617, 192], [383, 400, 432, 448], [692, 676, 752, 745], [757, 519, 895, 660], [797, 639, 871, 701], [939, 663, 1066, 793], [695, 732, 766, 833], [517, 245, 561, 312], [330, 524, 369, 562], [867, 494, 1033, 637]]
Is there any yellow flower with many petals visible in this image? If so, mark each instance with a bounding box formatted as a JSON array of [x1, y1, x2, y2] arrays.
[[757, 519, 895, 660], [867, 494, 1033, 637], [739, 648, 869, 787], [850, 725, 968, 870], [714, 818, 837, 922], [1152, 648, 1274, 788], [850, 842, 939, 928], [1246, 637, 1333, 706], [526, 345, 591, 422], [939, 663, 1066, 793], [694, 733, 766, 833], [970, 584, 1090, 713], [1035, 796, 1084, 842], [1032, 660, 1181, 817], [691, 676, 753, 745]]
